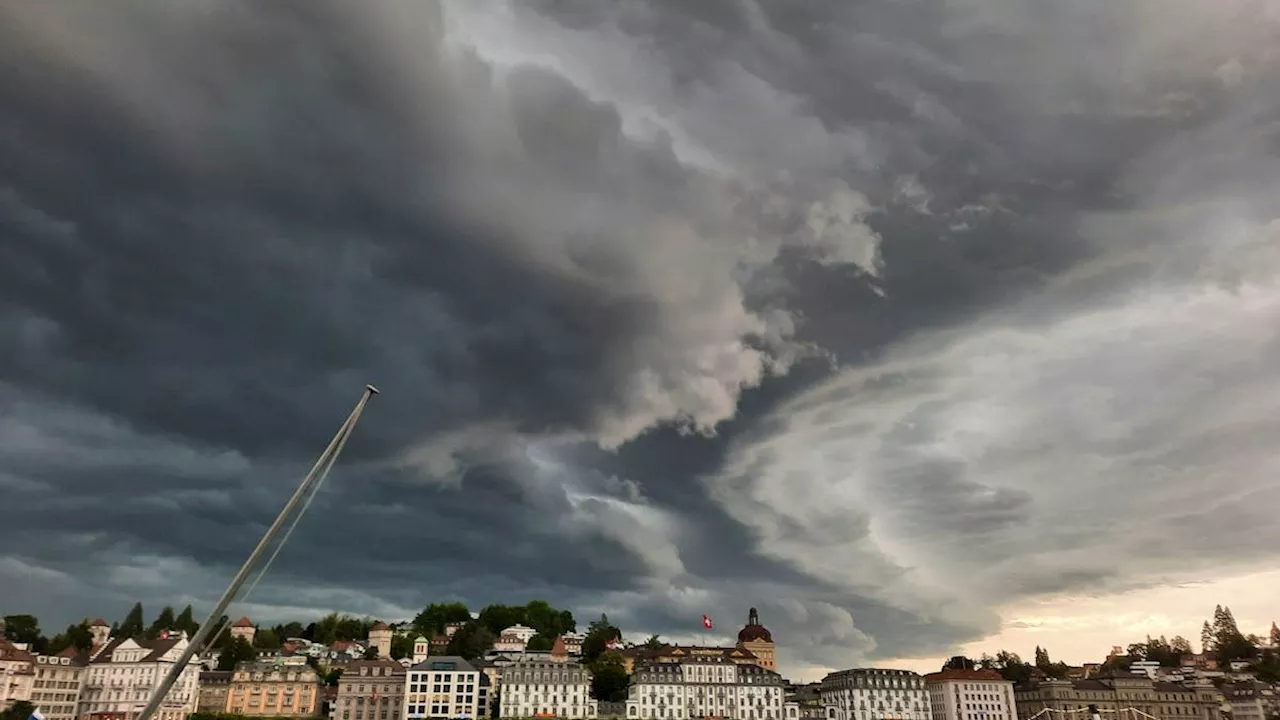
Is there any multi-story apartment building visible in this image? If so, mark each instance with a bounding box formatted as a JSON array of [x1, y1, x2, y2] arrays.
[[1221, 681, 1264, 720], [625, 655, 792, 720], [225, 660, 324, 716], [493, 626, 538, 655], [403, 657, 488, 720], [1013, 673, 1218, 720], [1, 638, 36, 711], [198, 671, 233, 713], [498, 658, 596, 719], [335, 659, 405, 720], [30, 649, 88, 720], [820, 668, 932, 720], [924, 669, 1015, 720], [79, 635, 201, 720]]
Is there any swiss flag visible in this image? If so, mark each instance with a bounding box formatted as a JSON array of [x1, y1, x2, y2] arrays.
[[702, 615, 713, 630]]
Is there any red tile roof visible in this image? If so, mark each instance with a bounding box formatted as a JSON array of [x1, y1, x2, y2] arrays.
[[371, 622, 390, 631], [233, 617, 254, 628]]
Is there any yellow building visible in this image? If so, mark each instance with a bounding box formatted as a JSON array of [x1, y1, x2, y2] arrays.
[[226, 661, 324, 717], [1014, 674, 1218, 720]]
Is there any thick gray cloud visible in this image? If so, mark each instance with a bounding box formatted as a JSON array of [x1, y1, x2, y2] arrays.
[[1, 0, 1278, 678]]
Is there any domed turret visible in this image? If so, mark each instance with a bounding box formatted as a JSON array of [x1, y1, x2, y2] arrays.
[[737, 607, 773, 643]]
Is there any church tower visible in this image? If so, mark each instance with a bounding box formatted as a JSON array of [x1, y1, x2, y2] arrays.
[[735, 607, 776, 671]]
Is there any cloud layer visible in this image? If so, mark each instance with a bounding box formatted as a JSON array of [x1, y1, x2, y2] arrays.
[[2, 0, 1279, 678]]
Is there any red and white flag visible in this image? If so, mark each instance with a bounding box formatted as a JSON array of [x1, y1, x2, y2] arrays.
[[702, 615, 713, 630]]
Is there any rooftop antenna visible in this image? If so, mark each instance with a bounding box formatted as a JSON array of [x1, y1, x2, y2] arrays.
[[136, 385, 380, 720]]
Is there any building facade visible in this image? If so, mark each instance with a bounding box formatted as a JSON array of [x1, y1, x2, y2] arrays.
[[336, 659, 405, 720], [924, 669, 1015, 720], [404, 657, 488, 720], [368, 625, 393, 661], [79, 635, 201, 720], [820, 669, 932, 720], [230, 618, 257, 645], [498, 659, 596, 719], [736, 609, 777, 672], [493, 626, 538, 655], [198, 671, 232, 713], [626, 655, 791, 720], [1221, 682, 1264, 720], [31, 649, 88, 720], [1, 638, 36, 711], [1013, 674, 1218, 720], [225, 660, 324, 716]]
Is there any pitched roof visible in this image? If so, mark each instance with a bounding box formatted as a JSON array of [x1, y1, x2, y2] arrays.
[[371, 622, 390, 631], [232, 617, 254, 628], [408, 656, 477, 672], [91, 619, 109, 627], [550, 636, 568, 657], [925, 669, 1009, 683]]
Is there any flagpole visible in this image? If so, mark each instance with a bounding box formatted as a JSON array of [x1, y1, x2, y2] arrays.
[[135, 385, 379, 720]]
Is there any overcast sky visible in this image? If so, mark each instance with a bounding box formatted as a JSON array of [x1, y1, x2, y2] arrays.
[[3, 0, 1280, 681]]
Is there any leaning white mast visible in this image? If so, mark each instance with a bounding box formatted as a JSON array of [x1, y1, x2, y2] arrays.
[[135, 384, 380, 720]]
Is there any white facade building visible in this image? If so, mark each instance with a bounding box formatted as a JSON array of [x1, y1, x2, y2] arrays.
[[79, 635, 201, 720], [626, 656, 793, 720], [493, 626, 538, 655], [31, 650, 88, 720], [1, 638, 35, 711], [404, 657, 489, 720], [499, 659, 596, 719], [821, 669, 931, 720], [924, 670, 1015, 720]]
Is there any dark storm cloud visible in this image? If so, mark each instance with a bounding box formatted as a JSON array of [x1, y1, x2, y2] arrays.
[[3, 0, 1280, 676]]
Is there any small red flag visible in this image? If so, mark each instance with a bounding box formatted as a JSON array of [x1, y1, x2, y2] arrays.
[[702, 615, 713, 629]]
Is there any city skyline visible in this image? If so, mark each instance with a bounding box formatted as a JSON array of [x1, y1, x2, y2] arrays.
[[3, 0, 1280, 687]]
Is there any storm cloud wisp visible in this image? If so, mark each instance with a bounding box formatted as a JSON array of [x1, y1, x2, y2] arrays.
[[1, 0, 1279, 676]]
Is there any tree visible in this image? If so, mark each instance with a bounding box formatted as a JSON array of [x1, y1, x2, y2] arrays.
[[390, 634, 416, 660], [278, 622, 305, 639], [46, 621, 94, 655], [526, 634, 554, 652], [943, 656, 976, 671], [119, 603, 145, 639], [1202, 621, 1215, 654], [590, 653, 630, 702], [363, 646, 380, 659], [979, 650, 1033, 686], [414, 603, 473, 637], [217, 636, 257, 671], [644, 635, 664, 650], [1035, 646, 1051, 668], [2, 615, 40, 645], [582, 615, 621, 664], [147, 606, 176, 639], [175, 606, 200, 637], [1171, 636, 1193, 655], [1, 700, 36, 720], [446, 621, 495, 660], [254, 628, 282, 649]]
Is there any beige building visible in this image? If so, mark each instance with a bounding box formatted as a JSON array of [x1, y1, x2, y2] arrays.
[[226, 660, 324, 716], [31, 649, 88, 720], [367, 625, 393, 661], [198, 671, 233, 713], [1014, 674, 1218, 720], [924, 669, 1015, 720], [230, 618, 258, 645], [1, 638, 36, 711], [79, 635, 201, 720], [335, 659, 405, 720]]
